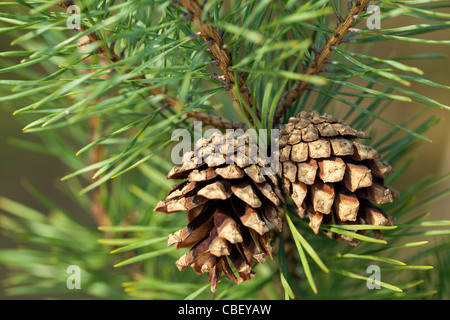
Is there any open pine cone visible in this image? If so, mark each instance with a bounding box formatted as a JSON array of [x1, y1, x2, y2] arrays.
[[277, 110, 398, 245], [154, 110, 399, 291], [154, 131, 284, 291]]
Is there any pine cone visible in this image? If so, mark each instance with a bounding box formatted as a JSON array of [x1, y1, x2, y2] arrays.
[[154, 110, 399, 290], [154, 131, 284, 292], [277, 110, 399, 245]]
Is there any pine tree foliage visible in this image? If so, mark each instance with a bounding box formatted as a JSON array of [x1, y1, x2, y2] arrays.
[[0, 0, 449, 299]]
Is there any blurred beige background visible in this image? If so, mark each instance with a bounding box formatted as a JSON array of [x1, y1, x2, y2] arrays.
[[369, 13, 450, 221]]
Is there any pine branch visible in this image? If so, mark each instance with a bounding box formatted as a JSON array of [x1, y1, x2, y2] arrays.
[[178, 0, 260, 124], [3, 0, 450, 300], [59, 0, 120, 62], [273, 0, 371, 124], [88, 114, 112, 227], [68, 32, 147, 282], [62, 0, 114, 229], [58, 0, 246, 130]]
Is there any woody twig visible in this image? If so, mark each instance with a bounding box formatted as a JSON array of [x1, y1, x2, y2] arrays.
[[273, 0, 370, 124], [178, 0, 259, 125], [59, 1, 246, 130]]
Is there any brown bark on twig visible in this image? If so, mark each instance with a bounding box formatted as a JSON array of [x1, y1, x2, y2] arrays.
[[178, 0, 260, 124], [273, 0, 370, 124]]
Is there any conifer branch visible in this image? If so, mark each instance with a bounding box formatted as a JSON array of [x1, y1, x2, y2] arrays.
[[58, 1, 246, 130], [59, 1, 120, 62], [88, 115, 112, 228], [63, 0, 113, 230], [273, 0, 371, 124], [178, 0, 260, 124], [2, 0, 450, 300], [67, 29, 146, 280]]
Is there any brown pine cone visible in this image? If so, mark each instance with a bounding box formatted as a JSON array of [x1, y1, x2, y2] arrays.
[[277, 110, 399, 245], [154, 131, 284, 292], [154, 110, 399, 291]]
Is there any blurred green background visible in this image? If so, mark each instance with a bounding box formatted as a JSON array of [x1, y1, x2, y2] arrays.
[[0, 3, 449, 299]]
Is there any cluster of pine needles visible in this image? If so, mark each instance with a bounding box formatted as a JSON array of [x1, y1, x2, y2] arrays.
[[0, 0, 449, 299]]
